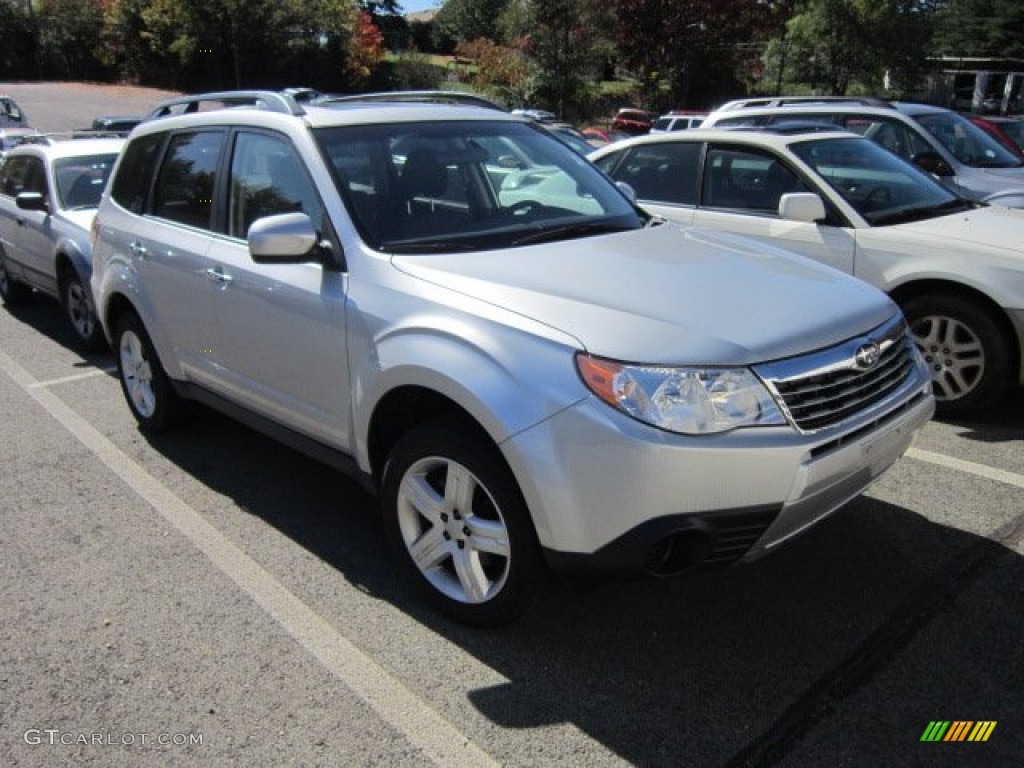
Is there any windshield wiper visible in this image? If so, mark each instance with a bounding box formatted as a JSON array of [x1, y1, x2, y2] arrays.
[[871, 198, 971, 226], [511, 222, 633, 246], [382, 239, 481, 253]]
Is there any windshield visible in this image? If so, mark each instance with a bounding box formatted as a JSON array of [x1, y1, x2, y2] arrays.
[[789, 137, 968, 226], [999, 120, 1024, 151], [54, 154, 119, 209], [314, 120, 644, 252], [913, 111, 1023, 168]]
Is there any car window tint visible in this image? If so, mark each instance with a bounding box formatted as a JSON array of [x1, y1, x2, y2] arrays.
[[607, 142, 701, 205], [0, 156, 32, 197], [702, 146, 806, 213], [228, 131, 324, 239], [1, 155, 45, 197], [152, 130, 225, 230], [840, 116, 931, 160], [111, 132, 164, 214]]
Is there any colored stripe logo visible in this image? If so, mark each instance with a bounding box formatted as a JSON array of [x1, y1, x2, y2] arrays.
[[921, 721, 997, 742]]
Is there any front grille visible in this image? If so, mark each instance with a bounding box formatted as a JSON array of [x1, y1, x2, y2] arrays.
[[757, 317, 917, 432]]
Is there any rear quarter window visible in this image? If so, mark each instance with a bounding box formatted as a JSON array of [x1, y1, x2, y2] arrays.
[[111, 132, 165, 214]]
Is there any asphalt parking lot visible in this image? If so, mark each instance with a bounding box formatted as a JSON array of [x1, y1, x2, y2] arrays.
[[1, 82, 1022, 767]]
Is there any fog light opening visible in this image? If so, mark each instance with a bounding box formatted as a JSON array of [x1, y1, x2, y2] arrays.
[[643, 530, 714, 577]]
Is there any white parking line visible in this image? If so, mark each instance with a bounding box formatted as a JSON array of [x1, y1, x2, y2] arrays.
[[28, 367, 117, 389], [0, 350, 501, 768], [906, 446, 1024, 491]]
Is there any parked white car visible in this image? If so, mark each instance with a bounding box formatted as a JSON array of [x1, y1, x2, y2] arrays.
[[591, 126, 1024, 415]]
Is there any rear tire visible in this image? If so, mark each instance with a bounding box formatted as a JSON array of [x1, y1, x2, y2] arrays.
[[113, 311, 183, 432], [901, 293, 1012, 417], [381, 425, 545, 626]]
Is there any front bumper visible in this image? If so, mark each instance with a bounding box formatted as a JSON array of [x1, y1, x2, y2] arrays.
[[504, 379, 934, 580]]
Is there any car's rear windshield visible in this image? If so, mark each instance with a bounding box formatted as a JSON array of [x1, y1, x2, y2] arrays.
[[313, 120, 644, 252]]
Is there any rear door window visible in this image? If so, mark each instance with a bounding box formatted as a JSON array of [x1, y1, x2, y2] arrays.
[[152, 130, 226, 230]]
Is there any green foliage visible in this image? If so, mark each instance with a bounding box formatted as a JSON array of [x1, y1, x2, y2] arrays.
[[934, 0, 1024, 59], [433, 0, 510, 45], [0, 1, 38, 79], [782, 0, 938, 96]]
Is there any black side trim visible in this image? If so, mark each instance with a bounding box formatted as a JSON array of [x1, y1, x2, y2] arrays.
[[171, 380, 375, 494]]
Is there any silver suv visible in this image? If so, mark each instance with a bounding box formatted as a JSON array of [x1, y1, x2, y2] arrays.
[[703, 97, 1024, 207], [0, 136, 124, 348], [90, 91, 934, 625]]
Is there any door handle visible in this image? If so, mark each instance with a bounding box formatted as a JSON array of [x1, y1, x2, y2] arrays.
[[205, 267, 233, 285], [129, 241, 148, 258]]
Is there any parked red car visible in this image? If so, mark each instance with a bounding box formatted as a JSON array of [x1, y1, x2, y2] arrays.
[[581, 127, 630, 146], [610, 108, 655, 135]]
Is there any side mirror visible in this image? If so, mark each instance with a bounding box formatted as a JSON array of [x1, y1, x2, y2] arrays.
[[911, 151, 955, 178], [15, 191, 48, 213], [778, 192, 826, 223], [248, 212, 319, 264]]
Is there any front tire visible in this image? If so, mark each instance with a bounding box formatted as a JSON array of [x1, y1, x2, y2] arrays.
[[113, 311, 183, 432], [61, 271, 105, 351], [381, 425, 545, 626], [902, 293, 1012, 417]]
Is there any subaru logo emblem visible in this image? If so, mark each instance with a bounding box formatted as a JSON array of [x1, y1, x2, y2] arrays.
[[853, 342, 881, 370]]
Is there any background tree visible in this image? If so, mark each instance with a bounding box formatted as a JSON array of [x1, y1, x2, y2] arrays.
[[0, 0, 40, 79], [526, 0, 616, 118], [455, 37, 537, 106], [433, 0, 509, 47], [614, 0, 767, 109], [934, 0, 1024, 59], [782, 0, 937, 96]]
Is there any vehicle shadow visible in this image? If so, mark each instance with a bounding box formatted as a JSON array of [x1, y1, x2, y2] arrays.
[[937, 385, 1024, 443], [1, 293, 115, 370], [137, 406, 1024, 768]]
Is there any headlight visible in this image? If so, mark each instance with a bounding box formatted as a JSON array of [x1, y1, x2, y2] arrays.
[[576, 353, 786, 435]]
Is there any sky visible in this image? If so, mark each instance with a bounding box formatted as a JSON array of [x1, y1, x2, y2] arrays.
[[399, 0, 440, 13]]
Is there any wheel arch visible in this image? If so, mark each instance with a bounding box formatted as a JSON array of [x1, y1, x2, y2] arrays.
[[98, 288, 184, 378], [890, 278, 1019, 349], [366, 385, 505, 489], [889, 277, 1022, 386]]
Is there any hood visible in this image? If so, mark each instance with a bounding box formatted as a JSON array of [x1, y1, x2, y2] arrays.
[[60, 208, 98, 234], [392, 224, 896, 365], [980, 165, 1024, 181], [888, 205, 1024, 256]]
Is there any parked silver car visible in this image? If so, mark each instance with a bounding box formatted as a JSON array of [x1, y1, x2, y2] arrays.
[[0, 136, 123, 348], [703, 97, 1024, 207], [90, 91, 933, 625]]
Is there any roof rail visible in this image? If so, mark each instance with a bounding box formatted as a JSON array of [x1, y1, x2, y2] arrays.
[[715, 96, 895, 112], [315, 90, 507, 112], [7, 131, 124, 146], [146, 90, 304, 120], [737, 120, 853, 136]]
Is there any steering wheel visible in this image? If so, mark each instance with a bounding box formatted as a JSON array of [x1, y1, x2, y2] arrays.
[[506, 199, 541, 216]]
